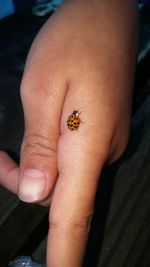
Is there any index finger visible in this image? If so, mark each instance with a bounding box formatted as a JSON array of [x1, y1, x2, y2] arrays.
[[47, 83, 111, 267]]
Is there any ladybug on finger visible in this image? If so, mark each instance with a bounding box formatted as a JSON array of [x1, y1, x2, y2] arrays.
[[67, 110, 81, 130]]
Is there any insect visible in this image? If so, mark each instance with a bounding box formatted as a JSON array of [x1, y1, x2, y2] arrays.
[[67, 110, 81, 130]]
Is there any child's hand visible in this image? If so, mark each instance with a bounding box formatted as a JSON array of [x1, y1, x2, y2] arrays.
[[0, 1, 138, 266]]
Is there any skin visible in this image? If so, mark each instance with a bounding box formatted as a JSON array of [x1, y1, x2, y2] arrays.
[[0, 0, 139, 266]]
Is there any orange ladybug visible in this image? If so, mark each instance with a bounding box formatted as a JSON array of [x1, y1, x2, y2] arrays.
[[67, 110, 80, 130]]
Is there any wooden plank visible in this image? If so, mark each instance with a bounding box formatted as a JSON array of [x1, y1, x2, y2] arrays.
[[0, 201, 48, 266], [32, 239, 47, 264], [0, 188, 19, 226]]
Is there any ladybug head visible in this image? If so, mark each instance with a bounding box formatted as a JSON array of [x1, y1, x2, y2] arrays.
[[72, 110, 79, 116]]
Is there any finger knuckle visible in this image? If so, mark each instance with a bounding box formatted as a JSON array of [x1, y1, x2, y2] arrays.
[[22, 134, 57, 160], [20, 72, 58, 104], [50, 215, 92, 237]]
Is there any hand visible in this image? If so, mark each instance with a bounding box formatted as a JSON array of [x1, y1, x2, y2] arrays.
[[0, 1, 138, 266]]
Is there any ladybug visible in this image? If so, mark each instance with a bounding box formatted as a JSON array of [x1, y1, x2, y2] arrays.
[[67, 110, 81, 130]]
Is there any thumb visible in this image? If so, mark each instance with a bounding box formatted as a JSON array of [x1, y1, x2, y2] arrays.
[[18, 77, 64, 203]]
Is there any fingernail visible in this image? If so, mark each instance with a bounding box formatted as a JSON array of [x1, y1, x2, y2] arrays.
[[18, 169, 46, 202]]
